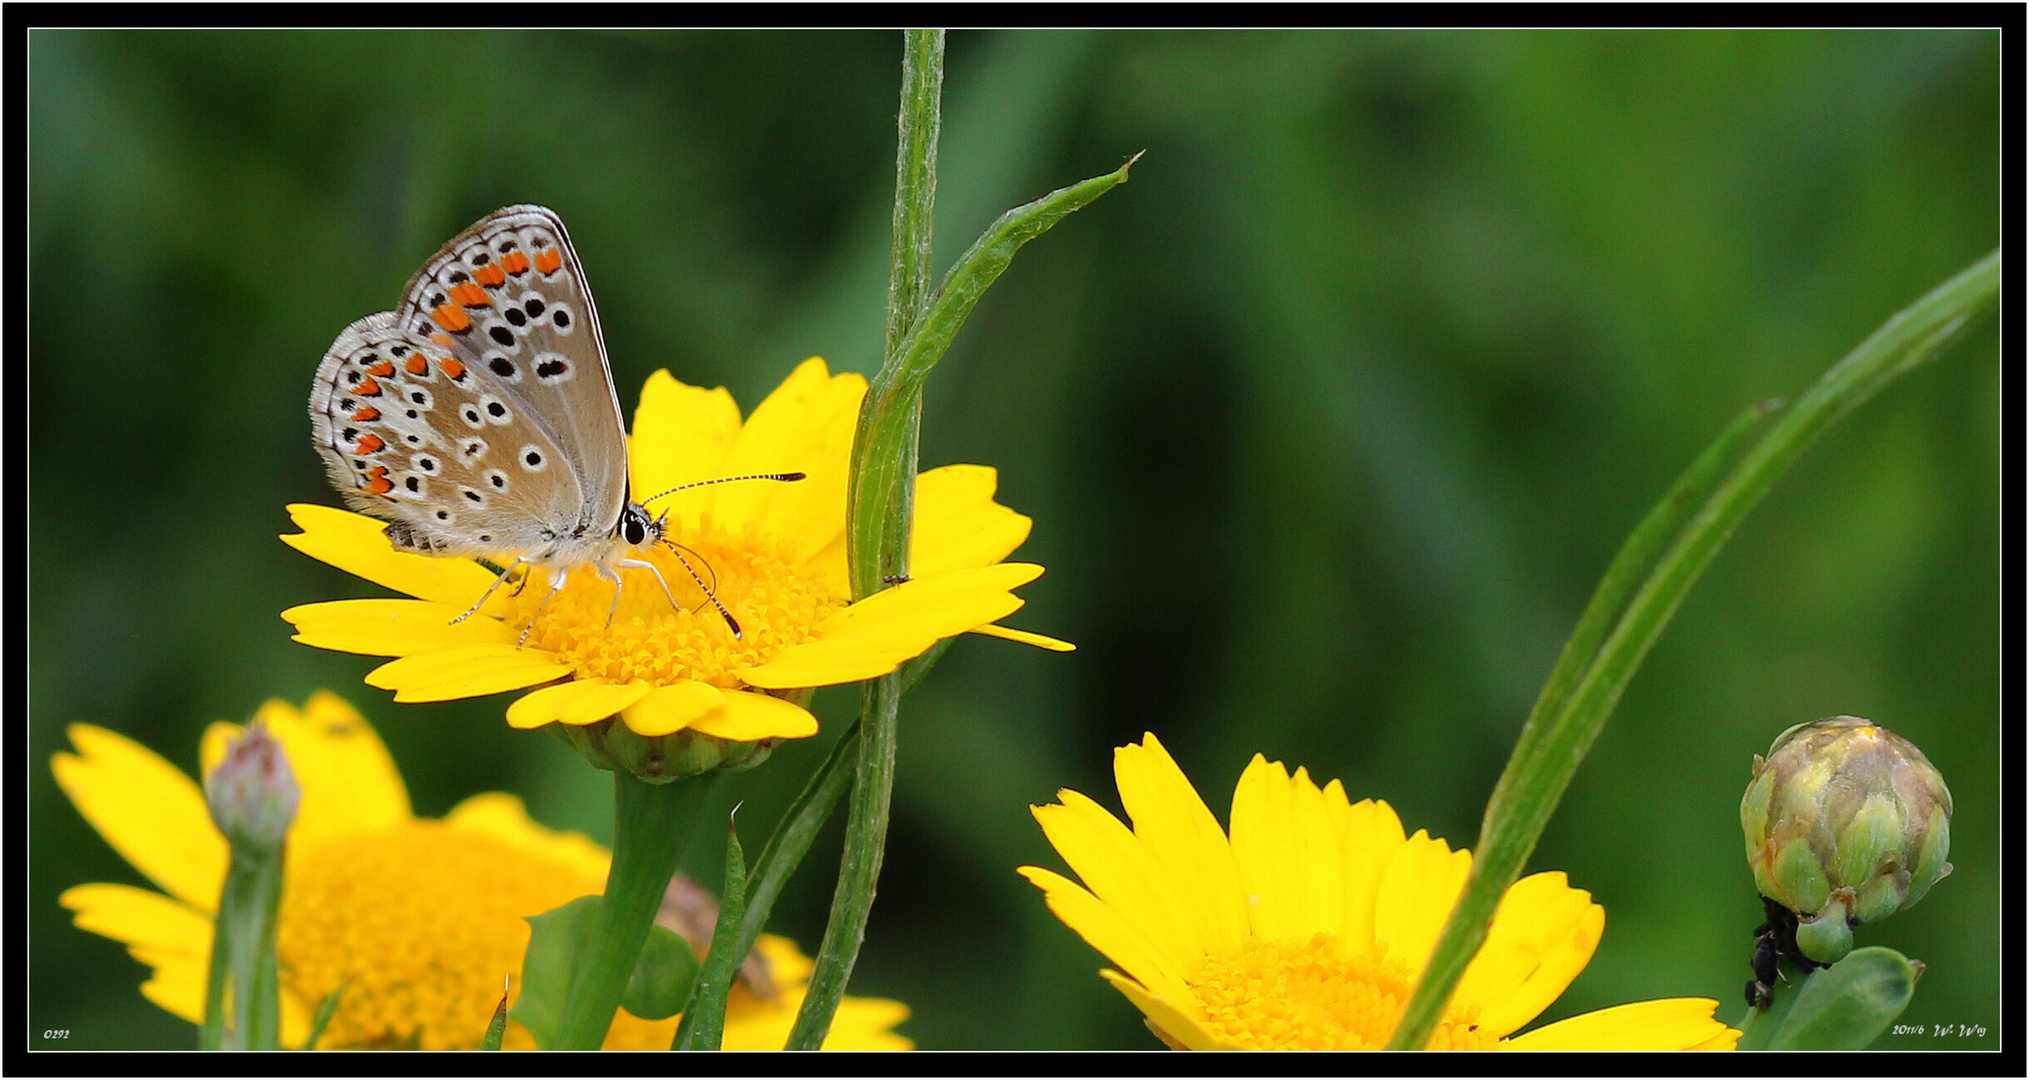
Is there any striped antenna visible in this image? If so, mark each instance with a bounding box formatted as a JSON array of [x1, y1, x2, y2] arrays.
[[642, 472, 805, 507]]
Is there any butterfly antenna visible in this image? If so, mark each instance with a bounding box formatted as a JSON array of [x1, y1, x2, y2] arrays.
[[642, 472, 806, 508], [659, 538, 743, 639]]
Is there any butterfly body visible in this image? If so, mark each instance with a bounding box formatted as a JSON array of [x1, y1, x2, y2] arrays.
[[310, 205, 678, 635]]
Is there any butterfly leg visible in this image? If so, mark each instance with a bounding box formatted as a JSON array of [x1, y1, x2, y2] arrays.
[[451, 557, 528, 625], [515, 566, 570, 649], [593, 561, 631, 629], [613, 557, 682, 616]]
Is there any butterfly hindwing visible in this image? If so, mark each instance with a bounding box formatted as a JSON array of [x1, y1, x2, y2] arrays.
[[309, 311, 578, 558]]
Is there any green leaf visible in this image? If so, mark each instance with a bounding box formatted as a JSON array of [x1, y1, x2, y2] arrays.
[[620, 924, 699, 1022], [511, 893, 701, 1044], [299, 979, 346, 1050], [480, 977, 508, 1051], [510, 895, 604, 1050], [674, 814, 749, 1049], [1763, 947, 1922, 1051]]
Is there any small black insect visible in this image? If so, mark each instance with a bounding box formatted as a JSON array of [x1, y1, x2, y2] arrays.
[[1744, 895, 1829, 1009]]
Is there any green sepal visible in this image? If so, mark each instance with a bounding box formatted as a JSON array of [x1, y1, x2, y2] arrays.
[[299, 979, 346, 1050], [512, 894, 701, 1047], [481, 979, 509, 1050], [1756, 946, 1922, 1050]]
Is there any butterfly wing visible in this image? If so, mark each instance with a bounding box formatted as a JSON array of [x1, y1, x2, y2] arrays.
[[309, 311, 580, 559], [391, 205, 629, 537]]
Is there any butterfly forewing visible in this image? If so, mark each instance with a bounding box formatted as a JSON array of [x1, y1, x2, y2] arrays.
[[310, 312, 579, 558], [393, 205, 628, 537]]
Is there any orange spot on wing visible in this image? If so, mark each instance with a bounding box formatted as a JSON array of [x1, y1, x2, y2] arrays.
[[430, 334, 455, 348], [364, 469, 394, 495], [439, 358, 466, 380], [535, 249, 564, 275], [500, 251, 531, 275], [431, 304, 472, 332], [354, 433, 385, 455], [366, 359, 396, 378], [349, 406, 381, 422], [474, 264, 507, 287], [450, 281, 489, 307], [405, 354, 429, 375], [356, 377, 382, 397]]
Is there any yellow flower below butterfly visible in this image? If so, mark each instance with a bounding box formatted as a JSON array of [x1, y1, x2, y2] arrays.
[[1022, 735, 1740, 1051], [52, 691, 911, 1050], [282, 358, 1069, 744]]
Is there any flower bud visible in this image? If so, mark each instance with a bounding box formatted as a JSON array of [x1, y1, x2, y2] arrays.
[[1740, 715, 1952, 964], [204, 721, 301, 852]]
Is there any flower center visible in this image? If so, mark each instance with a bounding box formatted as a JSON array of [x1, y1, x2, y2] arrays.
[[510, 514, 844, 688], [278, 820, 601, 1050], [1185, 934, 1496, 1051]]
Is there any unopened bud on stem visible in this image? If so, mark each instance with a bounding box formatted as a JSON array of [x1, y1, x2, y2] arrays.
[[1741, 715, 1953, 964], [204, 720, 301, 852]]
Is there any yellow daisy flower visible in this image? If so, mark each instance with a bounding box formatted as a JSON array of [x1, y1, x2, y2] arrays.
[[1021, 734, 1740, 1051], [52, 690, 911, 1050], [281, 357, 1069, 744]]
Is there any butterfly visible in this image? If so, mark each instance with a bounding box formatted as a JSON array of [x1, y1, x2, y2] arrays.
[[308, 205, 797, 642]]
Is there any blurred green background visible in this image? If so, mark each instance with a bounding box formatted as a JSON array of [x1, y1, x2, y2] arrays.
[[31, 29, 1998, 1050]]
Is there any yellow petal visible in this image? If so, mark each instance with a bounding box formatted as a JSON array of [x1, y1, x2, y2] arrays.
[[1111, 734, 1248, 959], [619, 680, 728, 737], [802, 528, 851, 598], [1502, 998, 1738, 1051], [445, 792, 612, 886], [969, 623, 1076, 651], [711, 358, 865, 559], [629, 370, 743, 512], [279, 504, 514, 615], [1016, 865, 1197, 1007], [739, 564, 1043, 689], [1288, 769, 1347, 946], [712, 938, 913, 1050], [1228, 755, 1304, 944], [1452, 871, 1604, 1038], [1335, 797, 1406, 956], [1371, 830, 1473, 979], [60, 883, 213, 1024], [200, 691, 412, 847], [910, 464, 1034, 577], [689, 690, 819, 741], [1031, 791, 1204, 971], [1100, 969, 1226, 1051], [52, 726, 225, 913], [280, 599, 513, 656], [364, 644, 573, 703], [504, 680, 652, 729], [810, 996, 914, 1051]]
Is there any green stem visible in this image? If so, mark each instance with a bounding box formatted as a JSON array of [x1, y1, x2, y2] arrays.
[[789, 26, 1136, 1049], [787, 677, 903, 1049], [552, 772, 716, 1050], [1387, 249, 1998, 1049], [785, 28, 944, 1051], [206, 842, 285, 1050]]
